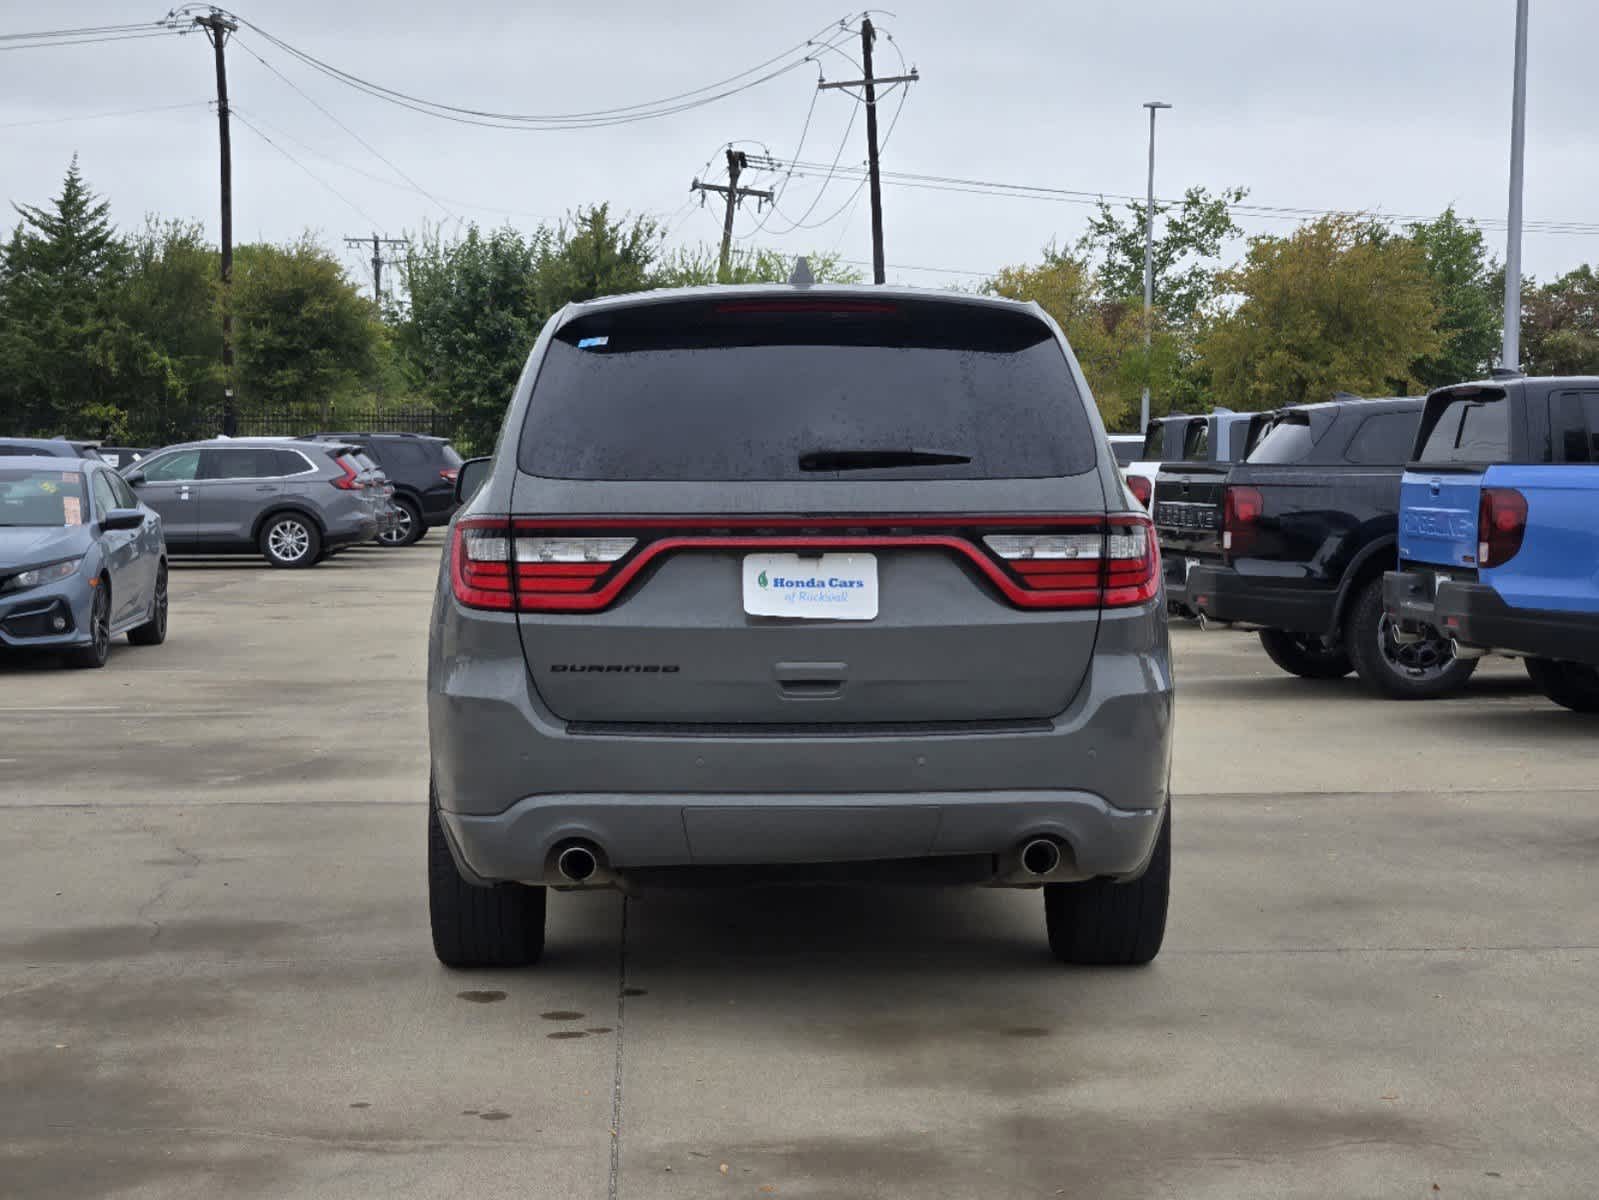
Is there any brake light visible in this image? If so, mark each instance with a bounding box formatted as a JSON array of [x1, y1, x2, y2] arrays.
[[982, 518, 1159, 609], [1126, 474, 1153, 509], [1478, 487, 1527, 567], [451, 516, 1158, 614], [330, 456, 361, 490], [1222, 485, 1263, 555], [450, 519, 515, 610], [452, 524, 639, 611]]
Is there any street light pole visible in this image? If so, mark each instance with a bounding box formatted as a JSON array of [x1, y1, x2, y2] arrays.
[[1142, 101, 1171, 433], [1502, 0, 1529, 370]]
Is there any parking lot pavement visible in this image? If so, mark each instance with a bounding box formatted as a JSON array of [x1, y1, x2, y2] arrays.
[[2, 544, 1595, 1198]]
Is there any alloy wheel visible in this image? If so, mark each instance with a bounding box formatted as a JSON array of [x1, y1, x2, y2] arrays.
[[379, 505, 413, 546], [268, 519, 311, 563]]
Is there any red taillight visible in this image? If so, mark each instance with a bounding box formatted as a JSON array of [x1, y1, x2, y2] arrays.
[[1478, 487, 1527, 567], [450, 519, 515, 610], [982, 518, 1159, 609], [451, 516, 1159, 614], [330, 456, 361, 490], [1126, 474, 1153, 509], [440, 468, 459, 483], [1223, 485, 1264, 555]]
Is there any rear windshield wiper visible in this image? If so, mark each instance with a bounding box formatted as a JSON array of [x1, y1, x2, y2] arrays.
[[798, 448, 972, 472]]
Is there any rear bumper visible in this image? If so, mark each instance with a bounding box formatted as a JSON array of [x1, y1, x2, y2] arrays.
[[429, 593, 1175, 886], [1435, 579, 1599, 666], [440, 789, 1165, 886], [326, 518, 379, 549], [1187, 565, 1337, 635]]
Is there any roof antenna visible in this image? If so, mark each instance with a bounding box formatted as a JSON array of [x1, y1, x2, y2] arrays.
[[789, 256, 815, 288]]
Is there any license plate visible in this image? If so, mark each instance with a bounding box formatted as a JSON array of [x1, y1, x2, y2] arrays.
[[742, 553, 878, 620]]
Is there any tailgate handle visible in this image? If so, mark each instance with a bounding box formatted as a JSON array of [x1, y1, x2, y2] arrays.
[[1429, 477, 1442, 496], [775, 660, 846, 700]]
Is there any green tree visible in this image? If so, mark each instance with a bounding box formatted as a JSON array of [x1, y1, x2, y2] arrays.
[[1406, 207, 1499, 387], [1200, 215, 1442, 410], [652, 245, 861, 287], [233, 236, 382, 420], [0, 158, 132, 436], [114, 220, 224, 442], [985, 245, 1177, 430], [533, 204, 661, 311], [1522, 264, 1599, 375], [1079, 186, 1246, 321], [398, 223, 551, 452]]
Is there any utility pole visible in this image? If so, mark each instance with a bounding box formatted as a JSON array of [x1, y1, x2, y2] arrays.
[[344, 233, 410, 305], [1140, 100, 1172, 433], [818, 20, 919, 284], [690, 149, 773, 282], [1502, 0, 1530, 370], [193, 9, 239, 436]]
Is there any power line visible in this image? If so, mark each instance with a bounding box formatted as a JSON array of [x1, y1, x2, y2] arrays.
[[0, 28, 187, 51], [233, 36, 460, 224], [164, 6, 860, 130], [230, 108, 382, 226], [0, 101, 204, 129], [761, 160, 1599, 237]]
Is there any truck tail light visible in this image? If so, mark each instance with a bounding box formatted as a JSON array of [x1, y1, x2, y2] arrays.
[[1223, 485, 1264, 555], [1126, 474, 1153, 509], [330, 456, 361, 490], [1478, 487, 1527, 567]]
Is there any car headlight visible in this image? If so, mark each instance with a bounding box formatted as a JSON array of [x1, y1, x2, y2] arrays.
[[0, 558, 82, 593]]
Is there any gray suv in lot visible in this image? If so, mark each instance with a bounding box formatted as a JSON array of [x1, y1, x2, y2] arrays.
[[427, 285, 1174, 968], [123, 439, 384, 567]]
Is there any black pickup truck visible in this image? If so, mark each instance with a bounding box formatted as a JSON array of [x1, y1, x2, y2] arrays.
[[1155, 395, 1478, 699]]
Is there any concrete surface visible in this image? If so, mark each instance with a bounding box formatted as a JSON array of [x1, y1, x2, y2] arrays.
[[2, 544, 1594, 1198]]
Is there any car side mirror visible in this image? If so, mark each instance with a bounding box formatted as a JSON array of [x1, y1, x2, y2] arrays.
[[455, 457, 491, 505], [124, 469, 146, 487], [102, 508, 145, 532]]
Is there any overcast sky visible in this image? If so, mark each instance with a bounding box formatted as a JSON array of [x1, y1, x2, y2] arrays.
[[4, 0, 1595, 295]]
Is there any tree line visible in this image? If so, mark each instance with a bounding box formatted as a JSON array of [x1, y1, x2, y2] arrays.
[[3, 159, 1597, 449]]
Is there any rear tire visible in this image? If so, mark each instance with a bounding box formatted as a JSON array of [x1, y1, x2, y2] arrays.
[[379, 498, 424, 547], [1257, 628, 1353, 679], [1525, 658, 1599, 713], [259, 514, 321, 568], [1045, 804, 1170, 966], [429, 784, 546, 968], [127, 562, 168, 646], [1345, 576, 1476, 699]]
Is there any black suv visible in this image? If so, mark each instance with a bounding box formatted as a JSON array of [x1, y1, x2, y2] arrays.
[[311, 433, 462, 545]]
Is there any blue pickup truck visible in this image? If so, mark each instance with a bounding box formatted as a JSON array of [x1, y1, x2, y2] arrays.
[[1384, 375, 1599, 711]]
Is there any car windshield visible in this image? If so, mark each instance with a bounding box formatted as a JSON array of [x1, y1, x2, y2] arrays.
[[0, 467, 91, 527]]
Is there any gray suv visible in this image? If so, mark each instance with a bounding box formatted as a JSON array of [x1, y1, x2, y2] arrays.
[[123, 439, 384, 567], [427, 286, 1174, 968]]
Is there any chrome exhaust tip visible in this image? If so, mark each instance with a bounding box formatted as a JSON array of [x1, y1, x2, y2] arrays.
[[1020, 838, 1062, 877], [556, 843, 600, 883]]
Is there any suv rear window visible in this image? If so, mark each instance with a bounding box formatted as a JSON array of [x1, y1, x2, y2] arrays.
[[517, 298, 1096, 481], [1417, 392, 1510, 464], [1247, 413, 1318, 464]]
